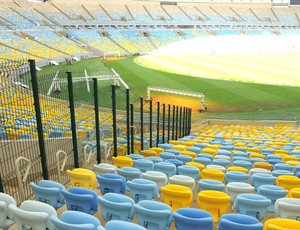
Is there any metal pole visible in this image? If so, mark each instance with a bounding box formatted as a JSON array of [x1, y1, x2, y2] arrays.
[[130, 104, 134, 154], [67, 71, 79, 168], [175, 106, 179, 140], [182, 107, 186, 137], [126, 89, 130, 155], [179, 107, 182, 138], [156, 102, 160, 146], [162, 103, 166, 144], [149, 99, 153, 148], [140, 97, 144, 150], [30, 60, 49, 178], [93, 78, 101, 164], [172, 105, 175, 140], [189, 108, 192, 134], [167, 104, 171, 143], [111, 85, 117, 157]]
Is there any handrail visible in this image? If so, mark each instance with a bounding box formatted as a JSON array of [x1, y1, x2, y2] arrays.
[[15, 156, 32, 201], [55, 150, 67, 183], [83, 144, 94, 168]]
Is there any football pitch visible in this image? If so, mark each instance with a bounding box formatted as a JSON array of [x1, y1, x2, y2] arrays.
[[39, 52, 300, 121]]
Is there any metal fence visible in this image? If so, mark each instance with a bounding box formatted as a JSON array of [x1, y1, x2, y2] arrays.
[[0, 58, 192, 204]]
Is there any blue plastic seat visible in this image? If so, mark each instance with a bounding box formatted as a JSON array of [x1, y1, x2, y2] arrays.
[[141, 171, 168, 191], [218, 213, 263, 230], [235, 193, 271, 221], [187, 146, 201, 154], [198, 179, 225, 192], [97, 193, 135, 222], [30, 180, 65, 209], [0, 192, 16, 229], [178, 165, 200, 181], [96, 173, 126, 195], [217, 149, 231, 157], [154, 162, 176, 177], [197, 153, 214, 161], [105, 220, 146, 230], [266, 154, 282, 161], [173, 208, 213, 230], [175, 155, 193, 164], [133, 159, 155, 172], [134, 200, 172, 230], [272, 169, 294, 177], [62, 187, 98, 215], [226, 182, 255, 210], [250, 173, 276, 191], [273, 163, 294, 172], [160, 152, 176, 161], [127, 179, 158, 203], [117, 167, 142, 181], [212, 159, 230, 169], [232, 152, 249, 159], [158, 143, 172, 150], [50, 210, 105, 230], [128, 154, 144, 160], [165, 149, 180, 155], [194, 157, 212, 167], [146, 157, 163, 163], [233, 160, 252, 171], [257, 185, 288, 212], [225, 171, 249, 184]]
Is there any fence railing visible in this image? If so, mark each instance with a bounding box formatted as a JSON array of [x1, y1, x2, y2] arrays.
[[0, 58, 192, 204]]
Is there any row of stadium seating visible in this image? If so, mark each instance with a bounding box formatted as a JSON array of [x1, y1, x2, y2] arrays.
[[0, 2, 300, 30], [2, 28, 300, 60]]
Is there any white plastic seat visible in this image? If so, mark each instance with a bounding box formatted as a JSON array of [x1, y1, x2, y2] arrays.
[[274, 198, 300, 220], [169, 175, 195, 190], [141, 171, 168, 191], [0, 192, 16, 229], [94, 163, 117, 176]]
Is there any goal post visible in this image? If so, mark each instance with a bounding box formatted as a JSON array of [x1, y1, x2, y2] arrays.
[[103, 52, 121, 58]]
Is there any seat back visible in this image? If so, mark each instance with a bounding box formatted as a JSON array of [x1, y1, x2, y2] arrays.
[[98, 193, 135, 222], [50, 215, 95, 230], [134, 200, 173, 230], [94, 163, 117, 176], [66, 169, 96, 189], [127, 179, 158, 202], [0, 192, 16, 228], [161, 184, 193, 211], [264, 218, 300, 230], [274, 198, 300, 219], [173, 208, 213, 230], [218, 213, 263, 230], [62, 187, 98, 215], [105, 220, 147, 230], [30, 180, 65, 209], [154, 162, 176, 177], [133, 159, 154, 172], [9, 204, 49, 230], [96, 174, 126, 195]]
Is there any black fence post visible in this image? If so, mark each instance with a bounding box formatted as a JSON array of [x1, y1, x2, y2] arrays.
[[111, 85, 117, 157], [67, 71, 79, 168], [167, 104, 171, 143], [182, 107, 186, 137], [188, 108, 192, 135], [140, 97, 144, 150], [175, 106, 179, 140], [179, 107, 182, 138], [93, 78, 101, 164], [156, 102, 160, 146], [126, 89, 130, 155], [149, 99, 153, 148], [162, 103, 166, 144], [30, 60, 49, 179], [130, 104, 135, 154]]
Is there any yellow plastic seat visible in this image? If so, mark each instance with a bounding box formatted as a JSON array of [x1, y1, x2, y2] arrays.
[[206, 144, 220, 150], [160, 184, 193, 211], [276, 175, 300, 191], [286, 187, 300, 198], [140, 149, 159, 158], [197, 190, 231, 222], [249, 153, 266, 159], [227, 166, 248, 173], [247, 147, 261, 153], [172, 145, 187, 152], [282, 155, 299, 162], [110, 145, 126, 156], [169, 140, 180, 145], [149, 147, 164, 155], [286, 160, 300, 166], [263, 218, 300, 230], [200, 168, 225, 182], [181, 141, 194, 147], [274, 149, 289, 155], [253, 162, 273, 171], [66, 168, 96, 189], [200, 148, 217, 158], [186, 162, 205, 171], [112, 156, 133, 168], [180, 150, 197, 159]]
